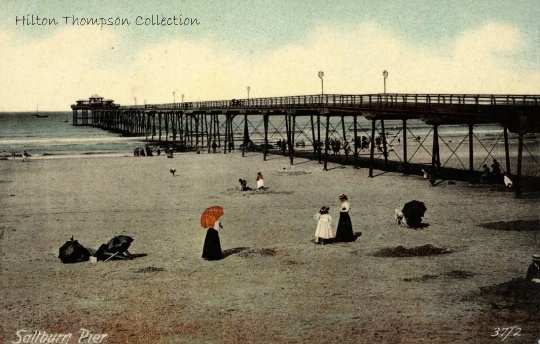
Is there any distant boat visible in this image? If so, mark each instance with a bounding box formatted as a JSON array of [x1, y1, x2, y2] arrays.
[[33, 104, 48, 118]]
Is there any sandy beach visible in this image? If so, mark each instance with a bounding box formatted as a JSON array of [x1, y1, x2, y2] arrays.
[[1, 151, 539, 343]]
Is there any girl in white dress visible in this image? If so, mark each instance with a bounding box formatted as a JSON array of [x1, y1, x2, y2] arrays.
[[314, 206, 334, 245]]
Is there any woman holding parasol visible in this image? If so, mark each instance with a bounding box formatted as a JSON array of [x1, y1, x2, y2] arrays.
[[201, 206, 224, 260]]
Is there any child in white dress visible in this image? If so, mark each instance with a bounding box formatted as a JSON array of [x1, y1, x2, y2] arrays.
[[314, 206, 334, 245]]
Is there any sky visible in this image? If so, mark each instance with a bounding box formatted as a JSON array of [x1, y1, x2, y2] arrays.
[[1, 0, 539, 111]]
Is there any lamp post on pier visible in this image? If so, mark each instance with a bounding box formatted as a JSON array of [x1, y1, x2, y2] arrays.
[[134, 97, 137, 106], [383, 70, 388, 94], [173, 91, 176, 106], [318, 71, 327, 170], [247, 86, 250, 104], [318, 71, 324, 96]]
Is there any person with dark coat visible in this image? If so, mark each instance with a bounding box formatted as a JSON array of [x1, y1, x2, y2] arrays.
[[334, 194, 355, 242], [202, 220, 223, 261], [239, 179, 252, 191], [527, 254, 540, 283]]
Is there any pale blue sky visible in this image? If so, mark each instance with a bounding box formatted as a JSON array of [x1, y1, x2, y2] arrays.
[[1, 0, 539, 110]]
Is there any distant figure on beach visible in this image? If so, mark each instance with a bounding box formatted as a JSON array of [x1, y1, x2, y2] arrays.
[[334, 194, 354, 242], [145, 146, 153, 156], [526, 254, 540, 283], [202, 220, 224, 261], [157, 147, 161, 156], [343, 141, 351, 156], [480, 164, 490, 183], [314, 206, 334, 245], [256, 172, 265, 190], [212, 141, 218, 153], [491, 159, 502, 183], [170, 169, 177, 177], [22, 150, 30, 162], [239, 179, 252, 191]]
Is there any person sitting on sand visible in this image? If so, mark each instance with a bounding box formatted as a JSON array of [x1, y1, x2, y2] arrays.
[[239, 179, 252, 191], [527, 254, 540, 283], [256, 172, 265, 190], [503, 173, 513, 188]]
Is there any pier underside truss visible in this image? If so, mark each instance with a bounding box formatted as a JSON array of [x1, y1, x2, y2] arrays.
[[72, 93, 540, 198]]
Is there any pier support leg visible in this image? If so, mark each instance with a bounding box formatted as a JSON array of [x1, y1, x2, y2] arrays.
[[430, 124, 440, 186], [469, 124, 474, 182], [515, 133, 523, 198], [324, 115, 330, 171], [317, 113, 322, 163], [242, 113, 248, 157], [353, 115, 359, 169], [402, 119, 408, 173], [224, 114, 228, 154], [381, 119, 388, 167], [341, 115, 348, 163], [369, 119, 376, 178], [310, 114, 316, 154], [504, 126, 511, 174], [264, 114, 269, 161], [290, 115, 295, 165]]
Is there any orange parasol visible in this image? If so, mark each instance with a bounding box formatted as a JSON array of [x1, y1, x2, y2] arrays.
[[200, 206, 224, 228]]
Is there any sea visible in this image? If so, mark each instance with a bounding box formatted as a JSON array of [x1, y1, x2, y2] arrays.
[[0, 112, 146, 158]]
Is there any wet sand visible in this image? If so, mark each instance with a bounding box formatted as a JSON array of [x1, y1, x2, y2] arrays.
[[1, 151, 539, 343]]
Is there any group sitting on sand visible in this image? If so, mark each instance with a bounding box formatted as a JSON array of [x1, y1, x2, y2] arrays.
[[238, 172, 267, 191]]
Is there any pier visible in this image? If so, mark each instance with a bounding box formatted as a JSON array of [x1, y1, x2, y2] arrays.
[[72, 93, 540, 198]]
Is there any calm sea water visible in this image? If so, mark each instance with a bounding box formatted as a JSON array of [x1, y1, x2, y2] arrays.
[[0, 112, 146, 157]]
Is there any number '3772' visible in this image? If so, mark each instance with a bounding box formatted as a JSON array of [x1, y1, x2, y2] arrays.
[[491, 326, 521, 340]]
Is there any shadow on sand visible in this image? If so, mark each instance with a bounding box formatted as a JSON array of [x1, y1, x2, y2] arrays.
[[480, 220, 540, 232], [222, 247, 250, 259]]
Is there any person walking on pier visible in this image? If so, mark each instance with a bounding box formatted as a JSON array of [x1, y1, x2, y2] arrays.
[[334, 194, 355, 242]]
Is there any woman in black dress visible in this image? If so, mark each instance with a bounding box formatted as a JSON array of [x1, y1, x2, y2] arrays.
[[334, 194, 355, 242], [202, 220, 223, 260]]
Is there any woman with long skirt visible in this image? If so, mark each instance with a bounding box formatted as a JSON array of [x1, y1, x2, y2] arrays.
[[334, 194, 355, 242], [202, 220, 223, 260]]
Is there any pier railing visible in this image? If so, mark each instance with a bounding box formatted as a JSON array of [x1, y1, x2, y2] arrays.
[[120, 93, 540, 116]]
